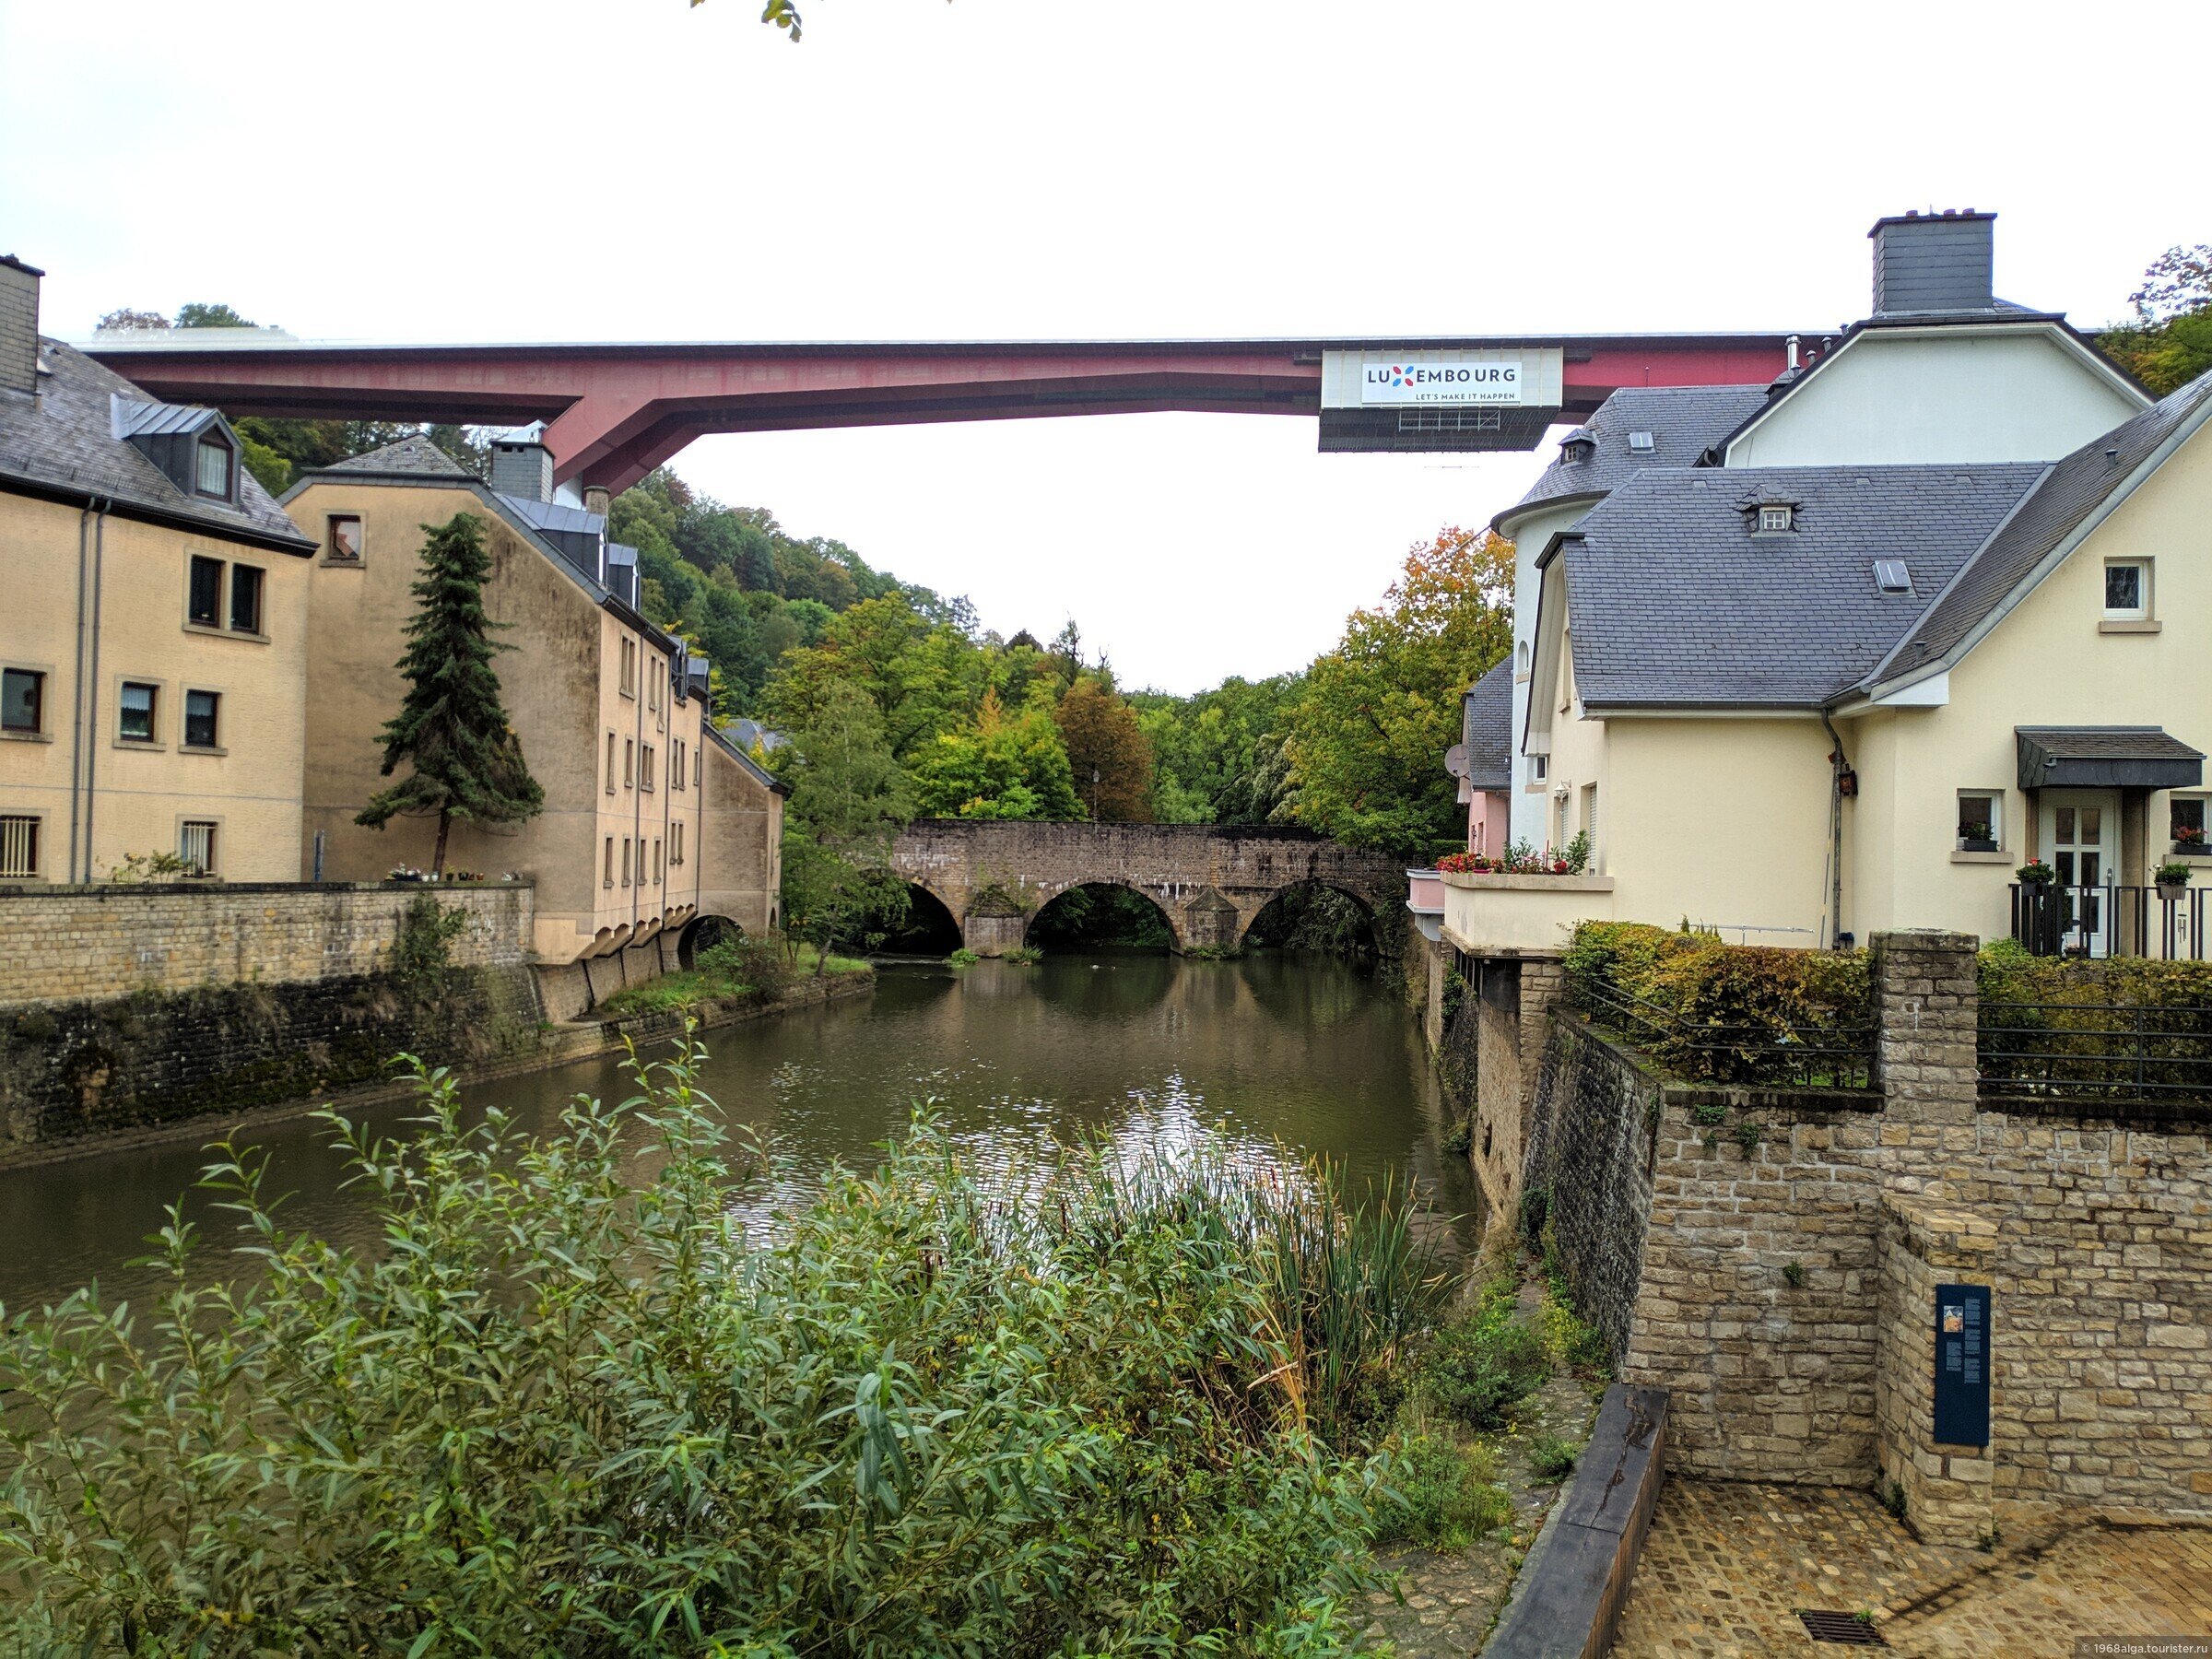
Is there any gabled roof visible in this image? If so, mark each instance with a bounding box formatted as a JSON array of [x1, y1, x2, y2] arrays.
[[1496, 383, 1771, 532], [1556, 464, 2045, 708], [1867, 369, 2212, 693], [1460, 660, 1513, 791], [1700, 311, 2152, 466], [325, 433, 476, 478], [0, 339, 312, 552]]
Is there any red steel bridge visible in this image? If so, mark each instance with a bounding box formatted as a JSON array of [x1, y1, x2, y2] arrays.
[[88, 332, 1797, 496]]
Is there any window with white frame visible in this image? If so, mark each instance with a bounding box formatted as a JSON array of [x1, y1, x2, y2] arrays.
[[195, 436, 233, 500], [1528, 753, 1548, 782], [2103, 559, 2151, 619], [179, 820, 217, 877], [1957, 791, 2003, 851], [1757, 504, 1794, 533], [0, 814, 38, 878]]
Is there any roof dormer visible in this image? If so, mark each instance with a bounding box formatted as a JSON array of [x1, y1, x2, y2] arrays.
[[111, 394, 241, 506]]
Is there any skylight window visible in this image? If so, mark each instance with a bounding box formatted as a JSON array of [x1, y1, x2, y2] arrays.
[[1628, 430, 1654, 453], [1874, 559, 1912, 593]]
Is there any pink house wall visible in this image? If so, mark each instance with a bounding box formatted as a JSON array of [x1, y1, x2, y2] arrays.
[[1468, 790, 1509, 853]]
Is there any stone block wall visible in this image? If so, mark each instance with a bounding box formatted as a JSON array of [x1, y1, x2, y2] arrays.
[[0, 882, 534, 1007], [1877, 1195, 1999, 1545], [1527, 931, 2212, 1527], [0, 964, 544, 1154]]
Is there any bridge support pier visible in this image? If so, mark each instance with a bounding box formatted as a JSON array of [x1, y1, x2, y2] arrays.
[[961, 911, 1028, 957]]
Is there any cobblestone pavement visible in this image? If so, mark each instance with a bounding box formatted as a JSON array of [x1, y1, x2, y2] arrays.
[[1616, 1478, 2212, 1658]]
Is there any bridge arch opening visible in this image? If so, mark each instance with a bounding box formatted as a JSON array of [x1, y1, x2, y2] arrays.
[[677, 912, 741, 969], [1026, 882, 1174, 955], [872, 884, 963, 956], [1241, 882, 1378, 964]]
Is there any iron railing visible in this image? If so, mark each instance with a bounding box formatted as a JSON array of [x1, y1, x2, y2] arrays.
[[2009, 882, 2207, 961], [1568, 973, 1875, 1089], [1979, 999, 2212, 1101]]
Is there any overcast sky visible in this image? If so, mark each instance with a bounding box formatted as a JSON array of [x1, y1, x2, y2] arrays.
[[5, 1, 2203, 691]]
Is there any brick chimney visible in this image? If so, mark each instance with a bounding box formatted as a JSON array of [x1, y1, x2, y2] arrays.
[[1868, 210, 1995, 316], [488, 425, 553, 502], [0, 255, 44, 397]]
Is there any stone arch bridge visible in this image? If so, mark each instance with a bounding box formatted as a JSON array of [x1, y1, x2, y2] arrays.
[[888, 820, 1408, 957]]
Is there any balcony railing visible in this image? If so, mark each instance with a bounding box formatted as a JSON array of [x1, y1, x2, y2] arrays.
[[2008, 883, 2206, 961]]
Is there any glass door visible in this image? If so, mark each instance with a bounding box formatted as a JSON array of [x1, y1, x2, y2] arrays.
[[2040, 791, 2117, 956]]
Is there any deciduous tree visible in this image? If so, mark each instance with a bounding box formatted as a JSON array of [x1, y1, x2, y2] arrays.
[[1055, 675, 1155, 822], [1286, 525, 1512, 857], [356, 513, 544, 875], [777, 684, 912, 968], [2100, 243, 2212, 396]]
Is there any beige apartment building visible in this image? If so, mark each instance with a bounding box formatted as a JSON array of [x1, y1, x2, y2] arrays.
[[281, 432, 783, 968], [0, 256, 317, 885]]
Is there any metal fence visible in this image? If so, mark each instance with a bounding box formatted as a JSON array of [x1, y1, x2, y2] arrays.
[[2009, 882, 2207, 961], [1568, 973, 1876, 1089], [1978, 999, 2212, 1101]]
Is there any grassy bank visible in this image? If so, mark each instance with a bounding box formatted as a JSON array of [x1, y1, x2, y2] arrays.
[[595, 937, 870, 1018]]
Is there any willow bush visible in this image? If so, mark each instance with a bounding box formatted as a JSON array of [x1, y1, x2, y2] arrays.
[[0, 1037, 1427, 1657]]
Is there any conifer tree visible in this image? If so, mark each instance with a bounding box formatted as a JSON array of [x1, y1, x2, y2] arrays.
[[357, 513, 543, 875]]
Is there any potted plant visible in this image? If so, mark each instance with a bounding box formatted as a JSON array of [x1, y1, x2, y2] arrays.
[[2174, 824, 2206, 854], [2017, 859, 2057, 887], [2156, 859, 2191, 895], [1959, 820, 1997, 853]]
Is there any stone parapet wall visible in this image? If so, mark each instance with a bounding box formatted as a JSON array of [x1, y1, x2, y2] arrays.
[[0, 882, 534, 1007]]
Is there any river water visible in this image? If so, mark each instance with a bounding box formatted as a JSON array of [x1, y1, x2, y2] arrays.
[[0, 955, 1476, 1316]]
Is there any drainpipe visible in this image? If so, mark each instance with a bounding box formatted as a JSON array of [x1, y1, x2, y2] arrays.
[[67, 504, 91, 882], [631, 635, 645, 945], [82, 506, 108, 878], [1820, 707, 1851, 948]]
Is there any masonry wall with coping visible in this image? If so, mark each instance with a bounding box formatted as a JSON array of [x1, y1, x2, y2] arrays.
[[0, 882, 534, 1007], [1525, 930, 2212, 1541]]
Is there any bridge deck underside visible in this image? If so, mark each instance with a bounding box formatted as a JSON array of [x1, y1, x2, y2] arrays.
[[90, 337, 1792, 494]]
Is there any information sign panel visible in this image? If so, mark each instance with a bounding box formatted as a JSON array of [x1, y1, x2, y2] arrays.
[[1932, 1282, 1992, 1447]]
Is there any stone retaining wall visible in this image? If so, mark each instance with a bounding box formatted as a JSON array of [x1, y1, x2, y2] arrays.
[[1527, 932, 2212, 1539], [0, 882, 534, 1007]]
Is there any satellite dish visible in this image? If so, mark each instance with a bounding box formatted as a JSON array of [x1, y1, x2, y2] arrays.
[[1442, 743, 1469, 779]]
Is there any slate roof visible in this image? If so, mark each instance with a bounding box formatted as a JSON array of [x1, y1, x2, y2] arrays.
[[325, 433, 476, 478], [1557, 464, 2046, 708], [1499, 383, 1772, 528], [1873, 370, 2212, 688], [0, 338, 312, 549], [1461, 660, 1513, 791]]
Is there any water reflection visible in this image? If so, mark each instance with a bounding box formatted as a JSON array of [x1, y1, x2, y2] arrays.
[[0, 955, 1473, 1314]]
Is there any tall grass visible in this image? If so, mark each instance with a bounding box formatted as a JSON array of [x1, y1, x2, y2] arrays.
[[0, 1032, 1422, 1656]]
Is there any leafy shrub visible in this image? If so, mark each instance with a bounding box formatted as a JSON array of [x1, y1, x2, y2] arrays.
[[698, 931, 792, 1001], [948, 946, 982, 967], [1976, 942, 2212, 1097], [0, 1039, 1397, 1654], [388, 893, 469, 1001], [1418, 1281, 1549, 1432], [1006, 944, 1043, 965], [1564, 922, 1870, 1084], [1526, 1434, 1581, 1479], [1373, 1434, 1511, 1553]]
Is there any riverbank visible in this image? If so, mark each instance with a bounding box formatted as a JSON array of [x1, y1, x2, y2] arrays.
[[0, 960, 873, 1174]]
